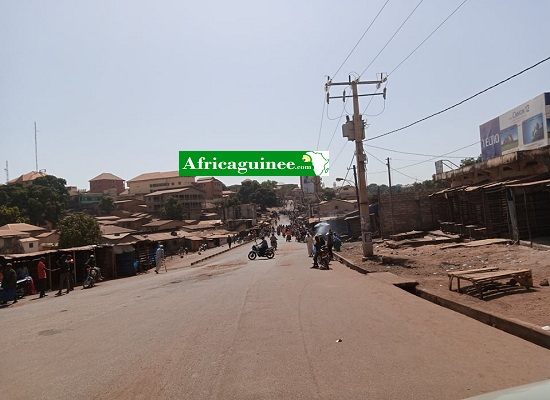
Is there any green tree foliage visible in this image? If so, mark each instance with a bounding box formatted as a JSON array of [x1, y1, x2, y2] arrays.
[[460, 156, 482, 167], [322, 187, 336, 201], [238, 180, 278, 210], [0, 175, 69, 227], [159, 197, 186, 220], [0, 205, 29, 226], [98, 195, 115, 215], [57, 213, 102, 248], [364, 180, 449, 195]]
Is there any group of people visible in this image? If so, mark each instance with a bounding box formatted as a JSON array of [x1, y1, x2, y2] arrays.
[[305, 229, 342, 269], [1, 253, 103, 304]]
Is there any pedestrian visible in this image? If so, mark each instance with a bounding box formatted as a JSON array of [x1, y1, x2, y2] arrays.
[[270, 233, 278, 250], [311, 236, 320, 269], [56, 254, 70, 296], [1, 263, 18, 305], [311, 235, 326, 269], [227, 235, 232, 249], [155, 244, 165, 274], [37, 257, 48, 298], [306, 233, 313, 257], [333, 233, 341, 252], [326, 229, 334, 260], [67, 254, 75, 291]]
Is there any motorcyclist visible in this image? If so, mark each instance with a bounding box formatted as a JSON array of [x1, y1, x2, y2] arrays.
[[258, 237, 268, 256], [85, 254, 104, 281]]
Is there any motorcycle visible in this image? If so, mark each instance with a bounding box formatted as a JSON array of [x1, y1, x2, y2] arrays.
[[83, 267, 100, 289], [248, 245, 275, 260], [318, 245, 330, 270]]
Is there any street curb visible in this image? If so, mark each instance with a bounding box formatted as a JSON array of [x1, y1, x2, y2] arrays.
[[333, 253, 368, 274], [416, 288, 550, 349], [334, 252, 550, 349], [190, 243, 245, 266]]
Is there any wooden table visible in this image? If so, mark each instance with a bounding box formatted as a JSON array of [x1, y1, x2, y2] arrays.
[[448, 268, 533, 299]]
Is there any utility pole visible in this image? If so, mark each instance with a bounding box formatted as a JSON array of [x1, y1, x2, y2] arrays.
[[386, 157, 395, 234], [326, 75, 387, 257], [350, 165, 359, 207], [4, 161, 8, 183]]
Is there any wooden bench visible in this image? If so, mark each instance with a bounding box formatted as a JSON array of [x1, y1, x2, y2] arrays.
[[448, 268, 533, 299], [448, 267, 500, 291]]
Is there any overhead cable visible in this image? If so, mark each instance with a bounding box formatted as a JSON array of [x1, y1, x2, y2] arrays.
[[365, 55, 550, 142]]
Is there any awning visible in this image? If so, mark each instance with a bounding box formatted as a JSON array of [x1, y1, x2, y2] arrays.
[[506, 178, 550, 188]]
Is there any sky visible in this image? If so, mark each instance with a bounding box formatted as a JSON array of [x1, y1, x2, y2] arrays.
[[2, 0, 550, 191]]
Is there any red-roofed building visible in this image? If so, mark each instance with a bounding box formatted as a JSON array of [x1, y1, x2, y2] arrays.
[[194, 177, 223, 200], [89, 173, 125, 195]]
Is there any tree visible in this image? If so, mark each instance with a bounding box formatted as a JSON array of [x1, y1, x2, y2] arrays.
[[98, 195, 116, 215], [0, 205, 28, 226], [237, 180, 278, 211], [460, 156, 482, 167], [159, 197, 186, 220], [322, 187, 336, 201], [0, 175, 70, 227], [57, 213, 102, 248]]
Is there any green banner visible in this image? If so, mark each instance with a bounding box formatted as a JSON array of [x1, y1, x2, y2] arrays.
[[179, 151, 329, 177]]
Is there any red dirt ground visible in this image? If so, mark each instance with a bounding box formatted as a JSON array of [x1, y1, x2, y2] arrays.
[[339, 237, 550, 330]]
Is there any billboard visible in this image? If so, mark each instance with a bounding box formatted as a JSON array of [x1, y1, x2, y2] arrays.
[[300, 176, 316, 194], [480, 93, 550, 160]]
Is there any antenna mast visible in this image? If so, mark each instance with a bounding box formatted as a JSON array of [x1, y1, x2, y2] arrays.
[[34, 121, 38, 171], [4, 161, 8, 183]]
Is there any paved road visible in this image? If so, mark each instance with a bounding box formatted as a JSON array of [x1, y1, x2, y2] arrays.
[[1, 240, 548, 399]]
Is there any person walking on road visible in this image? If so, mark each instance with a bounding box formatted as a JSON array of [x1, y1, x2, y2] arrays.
[[1, 263, 18, 305], [155, 244, 165, 274], [56, 254, 71, 296], [305, 233, 313, 257], [326, 229, 334, 260], [67, 254, 75, 291], [227, 235, 232, 249], [37, 257, 48, 298]]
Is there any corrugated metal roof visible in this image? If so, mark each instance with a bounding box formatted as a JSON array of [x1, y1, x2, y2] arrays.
[[506, 178, 550, 188]]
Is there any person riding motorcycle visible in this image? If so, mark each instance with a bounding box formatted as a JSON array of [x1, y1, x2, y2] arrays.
[[85, 254, 104, 281], [258, 237, 269, 256]]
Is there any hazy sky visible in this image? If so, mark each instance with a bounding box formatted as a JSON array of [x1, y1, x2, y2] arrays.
[[2, 0, 550, 191]]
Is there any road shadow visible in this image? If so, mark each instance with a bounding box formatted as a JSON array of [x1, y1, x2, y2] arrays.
[[459, 282, 537, 301]]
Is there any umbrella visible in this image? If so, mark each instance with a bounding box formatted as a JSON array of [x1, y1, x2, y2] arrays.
[[314, 222, 330, 229]]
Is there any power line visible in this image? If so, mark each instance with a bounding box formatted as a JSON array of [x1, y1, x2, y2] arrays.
[[366, 150, 418, 181], [362, 0, 467, 116], [388, 0, 468, 77], [331, 0, 391, 79], [316, 97, 326, 151], [367, 143, 470, 158], [331, 137, 350, 165], [359, 0, 424, 77], [391, 141, 479, 170], [365, 54, 550, 142]]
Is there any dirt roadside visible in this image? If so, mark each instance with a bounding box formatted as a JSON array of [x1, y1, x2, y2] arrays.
[[338, 237, 550, 330]]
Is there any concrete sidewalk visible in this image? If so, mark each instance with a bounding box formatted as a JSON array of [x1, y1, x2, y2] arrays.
[[333, 252, 550, 350]]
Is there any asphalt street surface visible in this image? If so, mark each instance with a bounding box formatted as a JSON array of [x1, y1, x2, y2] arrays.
[[1, 240, 549, 399]]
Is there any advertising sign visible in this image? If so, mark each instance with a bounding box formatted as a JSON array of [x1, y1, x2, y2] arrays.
[[480, 93, 549, 160], [300, 176, 315, 194]]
